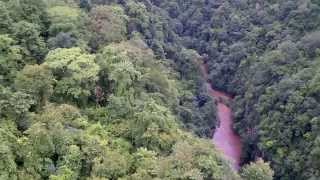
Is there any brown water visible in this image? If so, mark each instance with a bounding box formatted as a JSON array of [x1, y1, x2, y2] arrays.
[[200, 62, 242, 170]]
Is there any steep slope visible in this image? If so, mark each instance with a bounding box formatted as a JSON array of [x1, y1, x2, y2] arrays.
[[0, 0, 249, 179], [140, 0, 320, 179], [200, 62, 242, 170]]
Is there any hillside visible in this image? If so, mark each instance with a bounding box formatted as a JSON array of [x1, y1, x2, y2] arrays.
[[150, 0, 320, 179]]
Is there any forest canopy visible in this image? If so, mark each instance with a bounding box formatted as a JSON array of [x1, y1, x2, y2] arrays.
[[2, 0, 319, 179], [0, 0, 249, 179]]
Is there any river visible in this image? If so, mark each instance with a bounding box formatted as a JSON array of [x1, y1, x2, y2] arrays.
[[200, 62, 242, 170]]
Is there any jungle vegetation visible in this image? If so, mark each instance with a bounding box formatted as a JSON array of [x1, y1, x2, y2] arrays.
[[3, 0, 318, 179]]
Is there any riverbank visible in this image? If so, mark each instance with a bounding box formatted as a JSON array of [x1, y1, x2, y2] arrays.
[[200, 62, 242, 170]]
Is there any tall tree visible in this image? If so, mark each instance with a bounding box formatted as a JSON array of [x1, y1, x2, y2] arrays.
[[14, 64, 54, 110], [12, 21, 47, 62], [44, 48, 99, 105], [89, 5, 127, 49], [240, 159, 274, 180]]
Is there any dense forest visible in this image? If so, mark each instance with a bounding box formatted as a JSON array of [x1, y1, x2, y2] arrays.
[[147, 0, 320, 179], [0, 0, 273, 179], [152, 0, 320, 179], [0, 0, 318, 179]]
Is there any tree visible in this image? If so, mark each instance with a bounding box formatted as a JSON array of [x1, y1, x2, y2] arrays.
[[309, 137, 320, 178], [0, 121, 18, 180], [0, 34, 24, 85], [14, 64, 54, 110], [109, 60, 141, 97], [129, 148, 158, 179], [44, 48, 99, 105], [51, 145, 82, 180], [7, 0, 49, 31], [79, 0, 92, 11], [47, 5, 81, 36], [48, 32, 77, 49], [132, 99, 178, 152], [19, 104, 86, 179], [96, 42, 142, 99], [0, 144, 17, 180], [91, 150, 131, 179], [157, 139, 240, 180], [0, 2, 12, 34], [12, 21, 47, 62], [49, 167, 75, 180], [0, 85, 34, 125], [240, 159, 274, 180], [47, 3, 91, 49], [89, 5, 127, 49]]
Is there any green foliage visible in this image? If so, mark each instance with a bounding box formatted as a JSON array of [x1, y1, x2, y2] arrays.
[[109, 59, 141, 97], [131, 0, 320, 179], [157, 138, 240, 180], [7, 0, 49, 31], [240, 159, 274, 180], [47, 4, 91, 50], [0, 143, 17, 180], [44, 48, 99, 105], [0, 121, 18, 180], [0, 85, 34, 121], [0, 34, 23, 85], [91, 150, 131, 179], [48, 5, 80, 35], [12, 21, 47, 61], [0, 2, 12, 34], [131, 99, 179, 152], [14, 64, 54, 110], [3, 0, 300, 179], [129, 148, 158, 179], [89, 5, 127, 49]]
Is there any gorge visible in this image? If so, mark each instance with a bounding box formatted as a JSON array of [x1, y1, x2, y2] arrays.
[[200, 62, 242, 170]]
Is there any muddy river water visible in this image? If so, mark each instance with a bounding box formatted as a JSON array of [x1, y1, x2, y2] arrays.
[[200, 62, 242, 170]]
